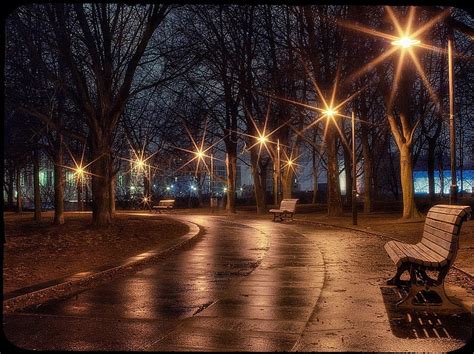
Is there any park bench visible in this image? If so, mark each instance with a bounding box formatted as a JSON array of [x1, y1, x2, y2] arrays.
[[270, 199, 299, 222], [384, 204, 472, 310], [152, 199, 175, 213]]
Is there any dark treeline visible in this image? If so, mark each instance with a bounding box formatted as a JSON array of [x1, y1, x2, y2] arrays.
[[4, 4, 473, 226]]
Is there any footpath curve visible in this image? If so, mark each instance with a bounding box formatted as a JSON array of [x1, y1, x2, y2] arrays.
[[3, 214, 201, 315]]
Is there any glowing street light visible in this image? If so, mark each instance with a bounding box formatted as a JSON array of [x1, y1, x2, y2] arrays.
[[195, 150, 205, 159], [257, 134, 269, 145], [322, 108, 338, 120], [134, 158, 146, 171], [74, 166, 85, 179], [391, 36, 420, 49]]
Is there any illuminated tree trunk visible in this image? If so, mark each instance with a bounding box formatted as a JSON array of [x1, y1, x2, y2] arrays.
[[91, 141, 112, 227], [250, 149, 266, 214], [399, 144, 420, 219], [226, 152, 237, 213], [312, 158, 318, 204], [326, 126, 343, 216], [438, 155, 444, 197], [343, 147, 352, 207], [33, 148, 41, 221], [427, 139, 436, 202], [282, 167, 293, 199], [388, 114, 421, 219], [360, 116, 373, 213]]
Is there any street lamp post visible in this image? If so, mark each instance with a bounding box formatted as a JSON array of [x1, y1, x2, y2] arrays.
[[448, 36, 457, 204], [277, 139, 281, 204], [352, 111, 357, 226]]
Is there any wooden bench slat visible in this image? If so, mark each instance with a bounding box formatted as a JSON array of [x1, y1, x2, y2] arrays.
[[421, 230, 454, 250], [426, 211, 462, 226], [384, 241, 408, 267], [416, 244, 448, 267], [396, 243, 428, 265], [430, 206, 467, 217], [414, 243, 445, 263], [425, 218, 459, 235], [423, 224, 458, 243], [399, 243, 439, 267], [420, 238, 451, 259]]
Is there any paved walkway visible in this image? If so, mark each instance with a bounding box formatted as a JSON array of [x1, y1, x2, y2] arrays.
[[3, 215, 472, 351]]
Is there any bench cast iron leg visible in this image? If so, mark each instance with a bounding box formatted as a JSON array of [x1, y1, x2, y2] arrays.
[[387, 263, 410, 286]]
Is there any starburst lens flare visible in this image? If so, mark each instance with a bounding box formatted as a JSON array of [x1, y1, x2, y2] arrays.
[[323, 108, 338, 120], [135, 159, 145, 170], [392, 36, 420, 48], [75, 166, 84, 178], [195, 150, 205, 159], [258, 135, 268, 145]]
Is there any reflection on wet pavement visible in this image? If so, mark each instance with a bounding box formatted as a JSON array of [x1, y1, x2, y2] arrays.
[[3, 217, 271, 350], [3, 216, 472, 352], [148, 220, 324, 351]]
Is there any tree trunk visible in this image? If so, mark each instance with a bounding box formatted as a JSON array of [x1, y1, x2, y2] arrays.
[[85, 178, 89, 209], [7, 166, 14, 209], [326, 126, 343, 216], [400, 144, 421, 219], [343, 147, 352, 207], [312, 151, 318, 204], [91, 143, 111, 227], [16, 167, 22, 213], [109, 175, 116, 215], [427, 140, 436, 202], [226, 151, 237, 213], [250, 149, 266, 214], [360, 104, 373, 213], [33, 149, 41, 221], [273, 160, 279, 206], [53, 138, 64, 225], [282, 167, 293, 199], [77, 179, 83, 211], [437, 155, 444, 197]]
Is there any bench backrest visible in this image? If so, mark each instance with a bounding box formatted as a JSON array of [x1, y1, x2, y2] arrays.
[[421, 204, 471, 266], [159, 199, 175, 207], [279, 199, 299, 212]]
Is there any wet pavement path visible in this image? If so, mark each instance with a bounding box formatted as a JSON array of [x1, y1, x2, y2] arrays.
[[3, 216, 323, 351], [288, 222, 472, 352], [3, 216, 471, 351]]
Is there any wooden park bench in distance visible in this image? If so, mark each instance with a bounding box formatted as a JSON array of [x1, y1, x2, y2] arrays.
[[384, 204, 472, 310], [152, 199, 175, 213], [269, 199, 299, 222]]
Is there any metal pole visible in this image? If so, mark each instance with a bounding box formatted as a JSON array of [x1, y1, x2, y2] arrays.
[[448, 37, 457, 204], [210, 153, 213, 207], [277, 139, 281, 204], [352, 111, 357, 225]]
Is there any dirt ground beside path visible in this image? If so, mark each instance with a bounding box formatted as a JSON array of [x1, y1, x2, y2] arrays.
[[3, 212, 189, 294]]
